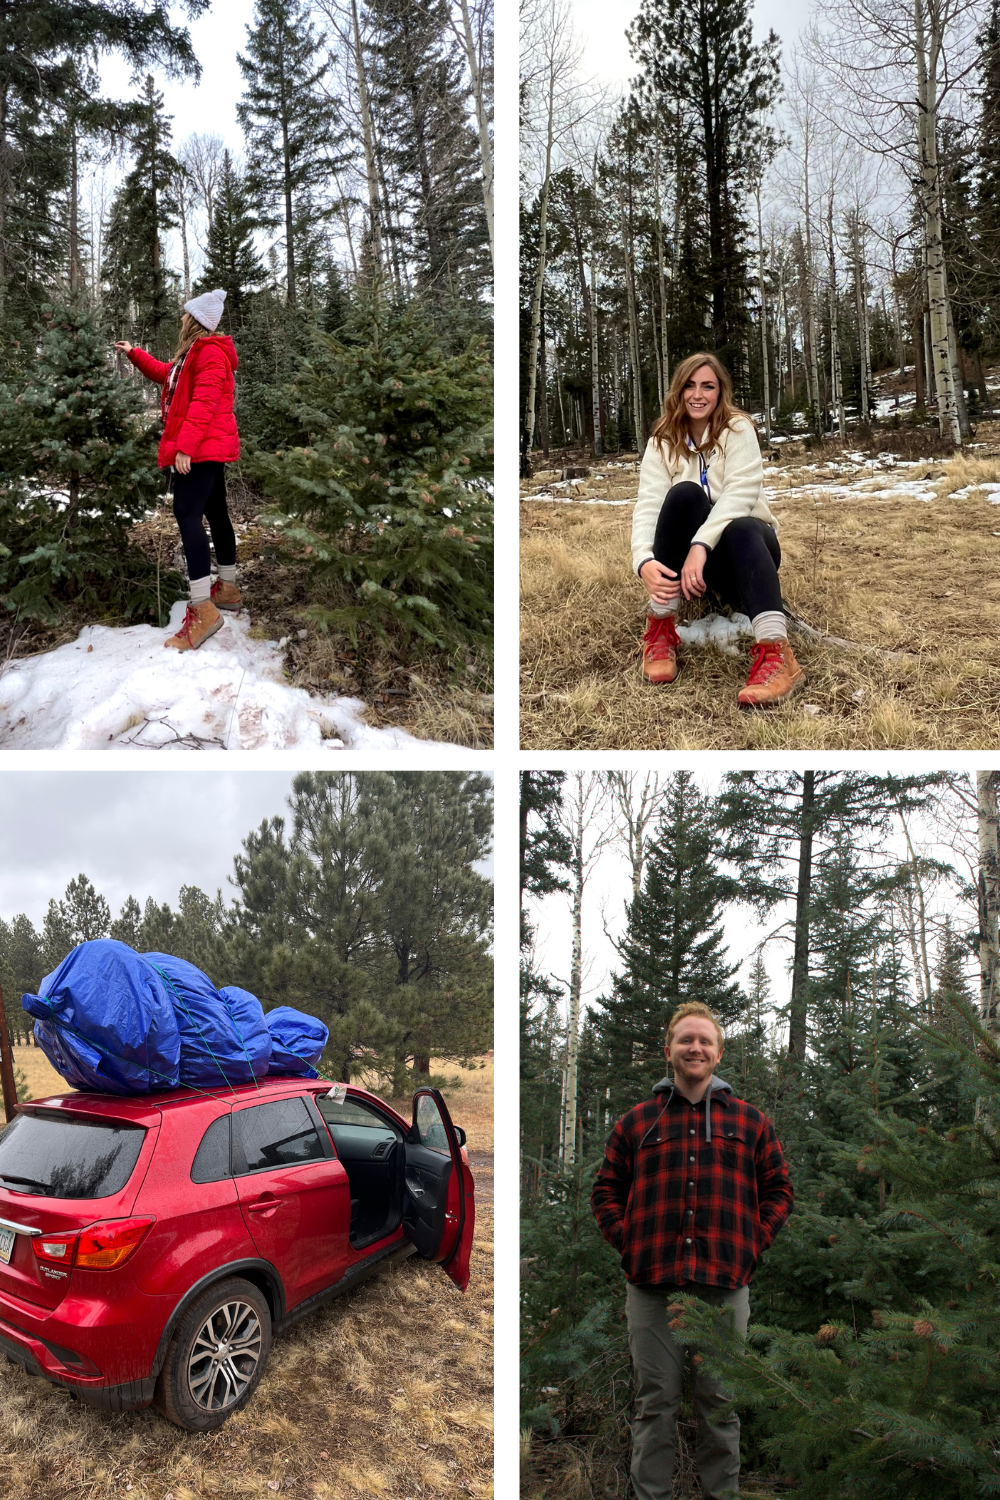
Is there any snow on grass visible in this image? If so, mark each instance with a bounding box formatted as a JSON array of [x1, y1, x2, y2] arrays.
[[0, 602, 447, 752], [678, 611, 752, 655], [949, 482, 1000, 501]]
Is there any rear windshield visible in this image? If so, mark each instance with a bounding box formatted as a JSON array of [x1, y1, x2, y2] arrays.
[[0, 1111, 146, 1199]]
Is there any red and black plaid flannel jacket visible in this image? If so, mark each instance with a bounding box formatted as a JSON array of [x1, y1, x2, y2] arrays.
[[591, 1077, 793, 1289]]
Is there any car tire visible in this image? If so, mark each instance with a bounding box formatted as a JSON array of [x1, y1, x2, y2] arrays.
[[153, 1277, 272, 1432]]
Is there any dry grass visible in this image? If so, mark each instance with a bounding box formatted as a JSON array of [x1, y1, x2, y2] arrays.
[[520, 431, 1000, 749], [2, 1049, 494, 1500]]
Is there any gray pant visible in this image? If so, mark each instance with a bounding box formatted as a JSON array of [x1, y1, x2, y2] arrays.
[[626, 1281, 750, 1500]]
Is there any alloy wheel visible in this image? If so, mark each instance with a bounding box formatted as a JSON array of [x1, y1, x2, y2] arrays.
[[187, 1298, 263, 1412]]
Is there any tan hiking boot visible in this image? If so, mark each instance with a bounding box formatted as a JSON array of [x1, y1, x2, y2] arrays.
[[164, 600, 224, 652], [211, 578, 242, 611], [641, 612, 681, 684], [737, 639, 803, 708]]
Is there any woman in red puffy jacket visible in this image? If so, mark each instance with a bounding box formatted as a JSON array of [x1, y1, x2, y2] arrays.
[[114, 288, 242, 652]]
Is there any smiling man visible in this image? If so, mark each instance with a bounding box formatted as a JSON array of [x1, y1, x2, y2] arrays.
[[591, 1002, 793, 1500]]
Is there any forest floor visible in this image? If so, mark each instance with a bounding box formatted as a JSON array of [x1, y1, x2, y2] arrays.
[[0, 473, 493, 751], [520, 377, 1000, 750], [1, 1048, 494, 1500]]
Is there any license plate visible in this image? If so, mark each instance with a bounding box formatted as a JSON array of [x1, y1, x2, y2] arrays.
[[0, 1227, 14, 1265]]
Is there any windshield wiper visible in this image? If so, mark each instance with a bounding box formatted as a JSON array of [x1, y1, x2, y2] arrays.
[[0, 1174, 51, 1192]]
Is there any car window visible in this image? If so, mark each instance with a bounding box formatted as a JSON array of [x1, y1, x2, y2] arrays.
[[191, 1114, 231, 1183], [317, 1094, 402, 1137], [0, 1111, 145, 1199], [236, 1097, 327, 1173], [414, 1094, 451, 1155]]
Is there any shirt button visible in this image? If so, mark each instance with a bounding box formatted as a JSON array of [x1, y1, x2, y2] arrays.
[[687, 1209, 693, 1215], [685, 1237, 692, 1244], [688, 1181, 694, 1189], [689, 1155, 695, 1162], [689, 1129, 696, 1136]]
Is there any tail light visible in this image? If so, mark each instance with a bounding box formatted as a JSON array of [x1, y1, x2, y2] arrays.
[[32, 1217, 154, 1271]]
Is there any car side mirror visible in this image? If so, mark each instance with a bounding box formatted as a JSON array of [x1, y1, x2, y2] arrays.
[[454, 1126, 466, 1147]]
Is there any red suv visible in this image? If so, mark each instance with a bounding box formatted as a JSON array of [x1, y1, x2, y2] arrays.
[[0, 1077, 474, 1430]]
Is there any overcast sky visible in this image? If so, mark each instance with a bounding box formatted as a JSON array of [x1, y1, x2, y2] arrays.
[[98, 2, 253, 155], [0, 773, 494, 933], [525, 772, 977, 1055]]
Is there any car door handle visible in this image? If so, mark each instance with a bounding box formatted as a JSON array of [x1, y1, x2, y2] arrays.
[[247, 1194, 280, 1214]]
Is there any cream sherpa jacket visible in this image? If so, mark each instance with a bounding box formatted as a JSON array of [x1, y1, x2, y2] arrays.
[[631, 416, 776, 575]]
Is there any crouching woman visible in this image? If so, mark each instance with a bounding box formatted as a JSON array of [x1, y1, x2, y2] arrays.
[[632, 352, 803, 708], [115, 288, 241, 653]]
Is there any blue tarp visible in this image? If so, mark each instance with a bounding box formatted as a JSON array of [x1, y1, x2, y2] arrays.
[[217, 986, 272, 1081], [23, 940, 181, 1096], [23, 941, 325, 1096], [265, 1007, 329, 1078], [145, 955, 273, 1088]]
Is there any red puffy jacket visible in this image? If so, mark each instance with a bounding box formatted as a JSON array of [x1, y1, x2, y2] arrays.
[[128, 335, 240, 468]]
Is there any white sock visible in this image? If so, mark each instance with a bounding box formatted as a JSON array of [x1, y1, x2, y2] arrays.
[[648, 598, 679, 619], [752, 610, 787, 642], [217, 564, 237, 584], [189, 575, 211, 604]]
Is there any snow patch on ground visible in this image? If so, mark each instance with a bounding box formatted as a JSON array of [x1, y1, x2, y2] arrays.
[[527, 494, 629, 505], [678, 612, 752, 656], [0, 603, 444, 752], [949, 482, 1000, 501]]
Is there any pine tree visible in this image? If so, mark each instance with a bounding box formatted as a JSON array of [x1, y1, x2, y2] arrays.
[[370, 0, 490, 307], [195, 151, 266, 327], [246, 288, 492, 653], [101, 77, 182, 350], [109, 896, 143, 949], [589, 772, 743, 1124], [40, 874, 111, 969], [237, 0, 346, 307], [627, 0, 781, 367], [0, 914, 44, 1044], [0, 294, 178, 624], [669, 989, 1000, 1497]]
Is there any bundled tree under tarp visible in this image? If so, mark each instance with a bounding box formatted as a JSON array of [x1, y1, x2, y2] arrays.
[[0, 295, 183, 624], [246, 288, 493, 654]]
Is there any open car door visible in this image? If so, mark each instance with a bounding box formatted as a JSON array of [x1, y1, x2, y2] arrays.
[[402, 1087, 475, 1291]]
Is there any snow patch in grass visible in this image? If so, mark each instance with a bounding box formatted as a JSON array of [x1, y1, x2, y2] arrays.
[[677, 612, 752, 656], [0, 602, 446, 752]]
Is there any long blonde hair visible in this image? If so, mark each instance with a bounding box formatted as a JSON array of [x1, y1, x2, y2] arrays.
[[173, 312, 226, 363], [651, 352, 747, 466]]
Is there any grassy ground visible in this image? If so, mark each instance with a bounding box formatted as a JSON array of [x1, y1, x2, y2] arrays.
[[520, 420, 1000, 750], [1, 470, 493, 750], [1, 1049, 494, 1500]]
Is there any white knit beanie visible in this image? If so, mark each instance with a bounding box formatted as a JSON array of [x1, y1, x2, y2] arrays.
[[183, 288, 227, 332]]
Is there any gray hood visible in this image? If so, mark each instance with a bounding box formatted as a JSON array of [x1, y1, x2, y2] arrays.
[[651, 1073, 732, 1141]]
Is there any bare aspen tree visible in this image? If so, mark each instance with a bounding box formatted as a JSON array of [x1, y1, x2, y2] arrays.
[[520, 0, 600, 459], [827, 188, 845, 435], [317, 0, 383, 271], [606, 772, 663, 899], [752, 169, 772, 440], [449, 0, 494, 265], [556, 773, 611, 1166], [807, 0, 980, 447], [178, 134, 226, 248], [174, 165, 193, 301]]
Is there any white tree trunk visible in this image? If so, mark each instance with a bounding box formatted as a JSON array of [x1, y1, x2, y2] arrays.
[[828, 197, 845, 436], [452, 0, 494, 266], [589, 148, 603, 456], [756, 186, 771, 441], [914, 0, 960, 443]]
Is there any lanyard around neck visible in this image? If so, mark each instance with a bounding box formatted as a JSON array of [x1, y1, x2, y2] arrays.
[[688, 435, 711, 500]]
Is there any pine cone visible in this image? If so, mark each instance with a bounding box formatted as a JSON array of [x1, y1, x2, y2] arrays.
[[816, 1325, 839, 1344], [912, 1319, 934, 1339], [828, 1233, 839, 1244], [871, 1310, 883, 1328]]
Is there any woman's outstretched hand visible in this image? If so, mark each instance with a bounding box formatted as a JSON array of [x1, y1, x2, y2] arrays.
[[113, 340, 132, 354], [638, 559, 681, 606], [174, 453, 192, 475], [680, 544, 708, 600]]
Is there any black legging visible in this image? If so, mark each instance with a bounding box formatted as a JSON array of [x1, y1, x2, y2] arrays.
[[171, 461, 236, 581], [651, 482, 783, 620]]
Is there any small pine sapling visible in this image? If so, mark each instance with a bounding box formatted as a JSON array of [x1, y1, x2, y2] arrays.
[[246, 288, 493, 654], [0, 296, 181, 624]]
